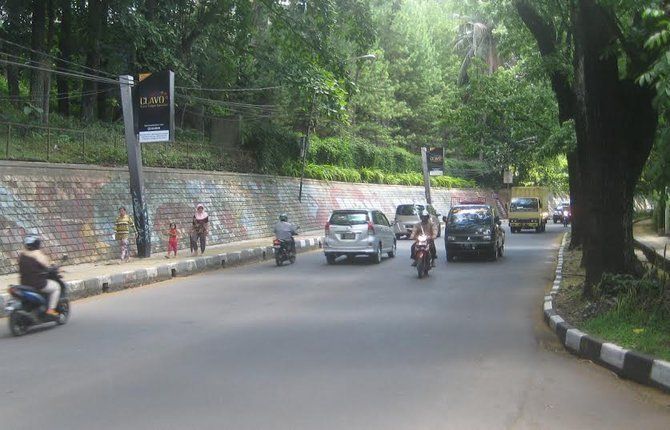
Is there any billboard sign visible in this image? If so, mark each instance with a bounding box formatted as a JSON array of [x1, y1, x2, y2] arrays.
[[503, 170, 514, 184], [428, 147, 444, 176], [136, 70, 174, 143]]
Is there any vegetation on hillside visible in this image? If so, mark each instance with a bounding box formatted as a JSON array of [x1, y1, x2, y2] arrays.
[[0, 0, 566, 190]]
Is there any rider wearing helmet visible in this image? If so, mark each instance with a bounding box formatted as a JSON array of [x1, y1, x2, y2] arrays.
[[274, 213, 298, 253], [18, 235, 60, 316], [410, 209, 438, 267]]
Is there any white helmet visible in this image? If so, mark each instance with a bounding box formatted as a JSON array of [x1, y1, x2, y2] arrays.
[[24, 235, 41, 250]]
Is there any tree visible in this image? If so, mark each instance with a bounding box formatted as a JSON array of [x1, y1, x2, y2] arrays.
[[512, 0, 660, 293]]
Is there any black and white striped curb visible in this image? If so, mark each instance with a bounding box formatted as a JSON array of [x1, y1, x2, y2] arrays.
[[1, 237, 323, 316], [544, 234, 670, 392]]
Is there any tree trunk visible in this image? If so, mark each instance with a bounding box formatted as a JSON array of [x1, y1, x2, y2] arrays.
[[56, 0, 73, 116], [566, 151, 583, 249], [2, 0, 25, 108], [81, 0, 107, 122], [97, 84, 109, 120], [6, 65, 21, 108], [30, 0, 48, 121], [573, 0, 657, 293], [517, 0, 658, 292], [42, 0, 55, 125]]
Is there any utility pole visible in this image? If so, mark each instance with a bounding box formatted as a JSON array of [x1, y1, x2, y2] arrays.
[[299, 92, 316, 202], [421, 147, 432, 204], [119, 75, 151, 257], [665, 186, 670, 236]]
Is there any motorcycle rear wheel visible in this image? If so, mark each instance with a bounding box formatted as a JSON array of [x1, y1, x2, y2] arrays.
[[9, 312, 30, 336], [275, 255, 283, 266], [417, 260, 426, 279], [56, 299, 70, 325]]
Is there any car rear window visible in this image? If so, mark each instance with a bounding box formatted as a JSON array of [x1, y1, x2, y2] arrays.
[[329, 211, 369, 225], [396, 205, 424, 215]]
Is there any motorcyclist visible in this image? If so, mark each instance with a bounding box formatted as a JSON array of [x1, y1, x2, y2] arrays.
[[410, 209, 438, 267], [17, 235, 60, 317], [273, 213, 298, 254]]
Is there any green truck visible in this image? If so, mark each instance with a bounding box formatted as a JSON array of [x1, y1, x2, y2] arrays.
[[509, 186, 550, 233]]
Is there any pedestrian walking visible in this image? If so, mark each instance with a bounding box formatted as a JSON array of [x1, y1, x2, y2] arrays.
[[115, 207, 134, 262], [166, 223, 179, 258], [190, 204, 209, 255]]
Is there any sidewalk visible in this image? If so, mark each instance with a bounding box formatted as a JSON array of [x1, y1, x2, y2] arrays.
[[634, 219, 670, 263], [1, 230, 324, 314]]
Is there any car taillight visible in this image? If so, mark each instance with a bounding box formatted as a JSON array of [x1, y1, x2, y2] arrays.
[[325, 222, 330, 235], [367, 221, 375, 235], [273, 239, 281, 246]]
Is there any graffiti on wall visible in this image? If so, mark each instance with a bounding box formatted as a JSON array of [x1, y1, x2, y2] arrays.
[[0, 163, 493, 274]]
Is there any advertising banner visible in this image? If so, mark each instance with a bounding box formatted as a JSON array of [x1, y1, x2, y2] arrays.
[[428, 147, 444, 176], [136, 70, 174, 143], [503, 170, 514, 184]]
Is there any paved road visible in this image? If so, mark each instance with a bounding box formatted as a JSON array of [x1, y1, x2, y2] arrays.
[[1, 224, 668, 429]]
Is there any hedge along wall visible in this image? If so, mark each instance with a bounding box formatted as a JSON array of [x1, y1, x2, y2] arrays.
[[0, 161, 496, 274]]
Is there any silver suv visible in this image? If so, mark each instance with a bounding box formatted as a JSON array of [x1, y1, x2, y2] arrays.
[[324, 209, 396, 264], [392, 204, 441, 239]]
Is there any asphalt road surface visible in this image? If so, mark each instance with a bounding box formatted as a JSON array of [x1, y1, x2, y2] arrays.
[[1, 224, 669, 429]]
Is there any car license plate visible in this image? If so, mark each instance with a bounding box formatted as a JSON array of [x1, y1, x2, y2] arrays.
[[341, 233, 356, 240]]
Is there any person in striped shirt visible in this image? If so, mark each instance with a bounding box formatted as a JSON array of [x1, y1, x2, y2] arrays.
[[115, 207, 135, 261]]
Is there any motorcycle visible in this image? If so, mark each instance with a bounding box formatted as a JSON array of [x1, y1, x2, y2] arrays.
[[273, 237, 297, 266], [563, 209, 571, 227], [5, 257, 70, 336], [414, 234, 432, 279]]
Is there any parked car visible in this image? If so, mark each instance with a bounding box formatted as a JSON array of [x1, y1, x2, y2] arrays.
[[323, 209, 396, 264], [552, 202, 570, 223], [443, 204, 505, 261], [392, 204, 441, 239]]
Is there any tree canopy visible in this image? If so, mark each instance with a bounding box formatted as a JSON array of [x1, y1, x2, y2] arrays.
[[0, 0, 565, 188]]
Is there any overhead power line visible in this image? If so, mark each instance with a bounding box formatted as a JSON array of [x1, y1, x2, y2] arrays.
[[0, 50, 122, 86], [0, 37, 286, 96], [0, 58, 120, 85], [177, 93, 281, 110], [176, 85, 283, 92], [0, 36, 118, 79]]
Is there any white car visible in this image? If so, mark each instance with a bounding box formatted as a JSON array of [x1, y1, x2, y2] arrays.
[[323, 209, 396, 264]]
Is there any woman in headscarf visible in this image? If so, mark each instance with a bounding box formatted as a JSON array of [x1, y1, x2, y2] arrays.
[[190, 204, 209, 255]]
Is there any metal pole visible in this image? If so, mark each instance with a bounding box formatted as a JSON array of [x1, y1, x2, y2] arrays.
[[421, 147, 432, 204], [46, 127, 50, 161], [6, 124, 10, 158], [120, 75, 151, 257], [299, 92, 316, 202]]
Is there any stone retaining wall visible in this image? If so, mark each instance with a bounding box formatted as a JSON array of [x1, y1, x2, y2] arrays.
[[0, 161, 496, 274]]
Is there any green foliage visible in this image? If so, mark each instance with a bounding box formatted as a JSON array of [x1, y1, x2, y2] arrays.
[[443, 64, 562, 188], [307, 135, 420, 173], [0, 0, 567, 192], [298, 163, 473, 188], [639, 7, 670, 200], [584, 272, 670, 360]]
